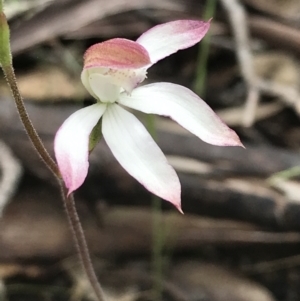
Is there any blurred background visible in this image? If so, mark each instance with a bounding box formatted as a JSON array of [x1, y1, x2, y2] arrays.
[[1, 0, 300, 300]]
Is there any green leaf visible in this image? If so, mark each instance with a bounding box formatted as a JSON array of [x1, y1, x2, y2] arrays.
[[89, 119, 102, 153]]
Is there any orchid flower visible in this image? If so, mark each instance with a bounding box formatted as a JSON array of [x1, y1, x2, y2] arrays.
[[54, 20, 242, 211]]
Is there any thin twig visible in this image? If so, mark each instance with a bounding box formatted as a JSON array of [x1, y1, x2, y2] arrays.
[[242, 254, 300, 274], [257, 80, 300, 114]]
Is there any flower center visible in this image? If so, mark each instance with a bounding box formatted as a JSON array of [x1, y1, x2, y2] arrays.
[[82, 67, 147, 103]]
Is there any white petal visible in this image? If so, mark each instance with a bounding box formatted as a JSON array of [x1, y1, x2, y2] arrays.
[[54, 103, 107, 193], [102, 104, 181, 209], [118, 83, 242, 146], [136, 20, 210, 64]]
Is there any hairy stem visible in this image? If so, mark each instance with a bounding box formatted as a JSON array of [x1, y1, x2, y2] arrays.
[[61, 187, 106, 301], [3, 64, 106, 301], [1, 30, 106, 301], [2, 65, 59, 176]]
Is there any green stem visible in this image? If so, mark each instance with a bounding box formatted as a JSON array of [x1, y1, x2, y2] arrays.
[[194, 0, 217, 97], [268, 166, 300, 185], [152, 195, 164, 301], [147, 114, 164, 300]]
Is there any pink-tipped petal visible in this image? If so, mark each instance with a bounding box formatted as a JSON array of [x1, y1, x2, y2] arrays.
[[102, 104, 181, 210], [54, 104, 107, 194], [136, 20, 210, 64], [83, 38, 151, 70], [119, 83, 242, 147]]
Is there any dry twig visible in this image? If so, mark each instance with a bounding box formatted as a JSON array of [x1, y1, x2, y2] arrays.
[[220, 0, 260, 127], [221, 0, 300, 124]]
